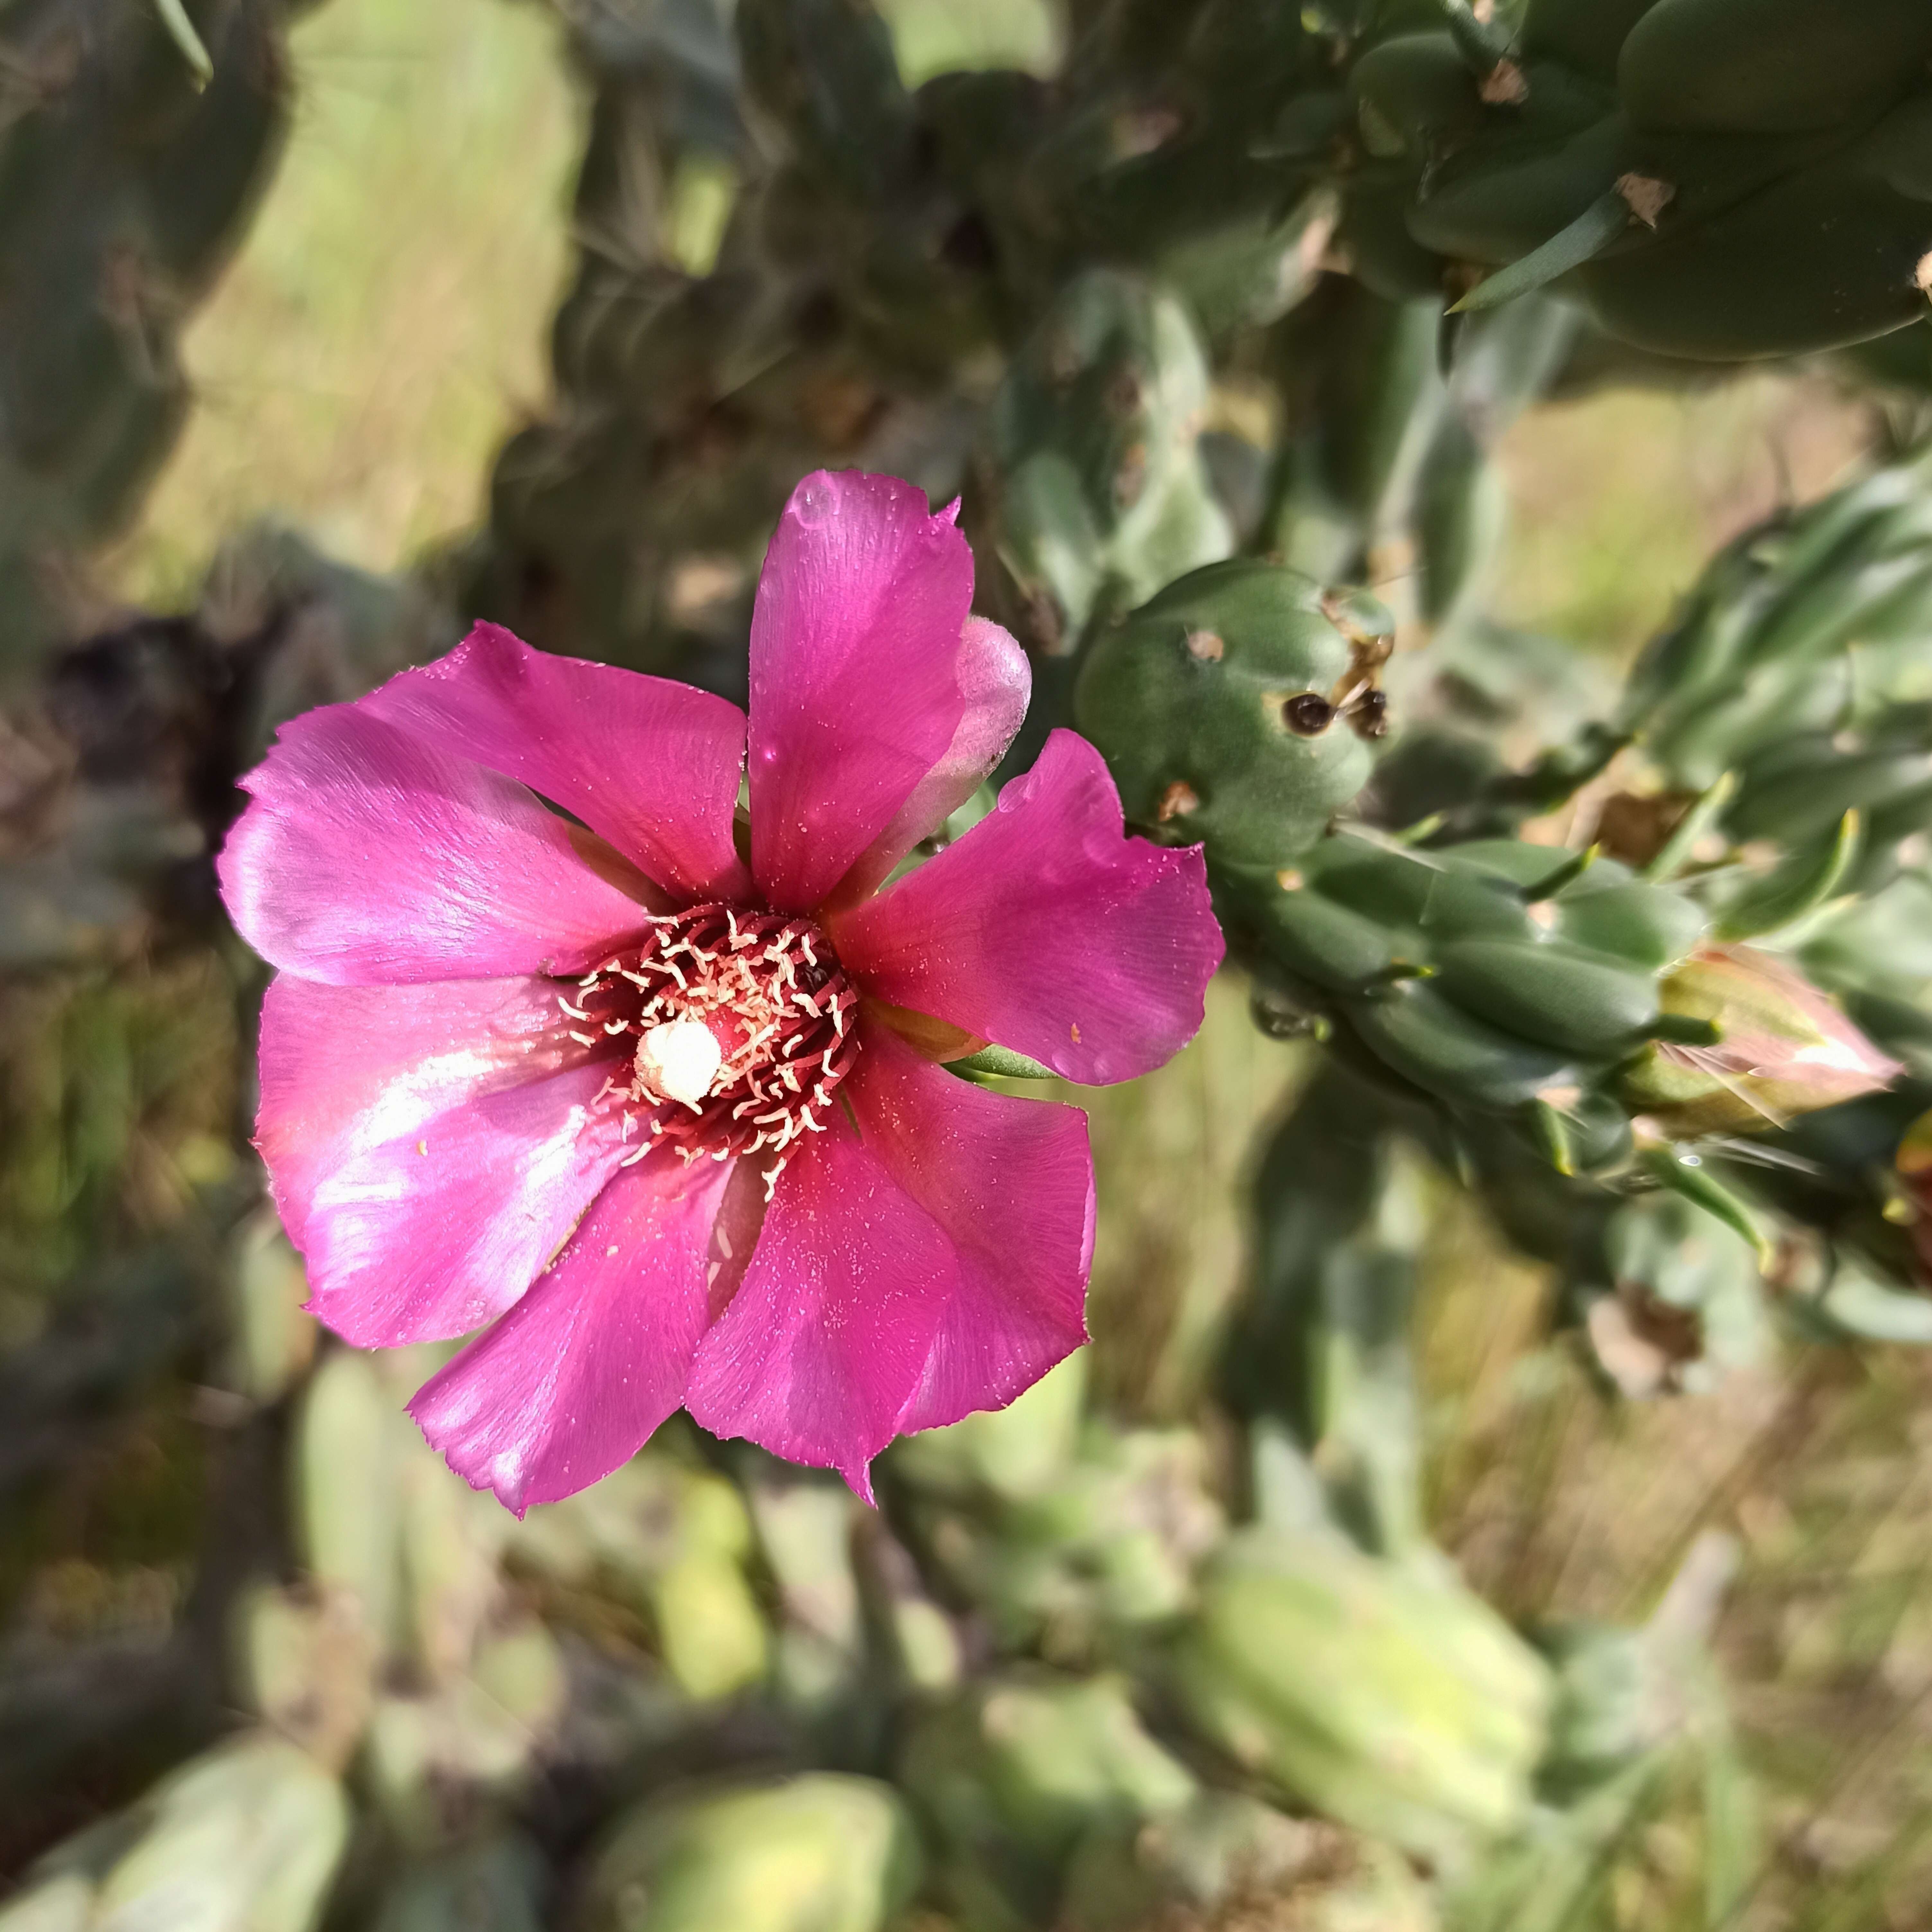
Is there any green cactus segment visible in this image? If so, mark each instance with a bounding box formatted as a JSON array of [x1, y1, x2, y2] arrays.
[[580, 1776, 922, 1932], [890, 1357, 1226, 1660], [1074, 560, 1390, 864], [1622, 447, 1932, 786], [1228, 833, 1705, 1136], [1172, 1528, 1552, 1870], [1616, 0, 1932, 137], [1229, 1068, 1434, 1554], [737, 0, 911, 202], [1461, 1538, 1754, 1926], [1348, 0, 1932, 359], [1605, 448, 1932, 919], [903, 1671, 1197, 1929], [370, 1836, 548, 1932], [1520, 0, 1657, 80], [3, 1734, 349, 1932], [1060, 1794, 1435, 1932], [987, 270, 1232, 654], [1261, 281, 1574, 655]]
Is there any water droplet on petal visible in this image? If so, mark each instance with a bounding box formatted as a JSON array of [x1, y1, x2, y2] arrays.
[[794, 475, 837, 529]]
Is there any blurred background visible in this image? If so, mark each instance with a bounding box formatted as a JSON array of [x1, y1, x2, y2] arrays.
[[5, 1, 1932, 1928]]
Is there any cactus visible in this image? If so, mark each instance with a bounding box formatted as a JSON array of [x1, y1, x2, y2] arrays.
[[1227, 1068, 1435, 1550], [0, 1733, 349, 1932], [900, 1670, 1198, 1928], [578, 1776, 922, 1932], [1347, 0, 1932, 358], [1171, 1527, 1553, 1871], [1262, 284, 1576, 637], [23, 0, 1932, 1924], [369, 1835, 548, 1932], [1230, 833, 1708, 1141], [896, 1415, 1225, 1662], [984, 270, 1233, 657]]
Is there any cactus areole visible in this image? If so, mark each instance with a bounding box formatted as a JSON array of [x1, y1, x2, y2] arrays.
[[217, 470, 1223, 1511]]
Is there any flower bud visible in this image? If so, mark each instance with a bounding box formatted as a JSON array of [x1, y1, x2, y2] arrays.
[[1621, 946, 1903, 1139]]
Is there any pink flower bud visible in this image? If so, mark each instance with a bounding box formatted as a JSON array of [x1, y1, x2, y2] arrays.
[[1622, 946, 1902, 1139]]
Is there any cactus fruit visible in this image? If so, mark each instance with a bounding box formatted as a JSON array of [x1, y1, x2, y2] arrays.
[[1172, 1528, 1552, 1869], [1074, 560, 1392, 865], [1621, 445, 1932, 784]]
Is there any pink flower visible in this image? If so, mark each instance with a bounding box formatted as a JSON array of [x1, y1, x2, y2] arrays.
[[219, 471, 1222, 1511]]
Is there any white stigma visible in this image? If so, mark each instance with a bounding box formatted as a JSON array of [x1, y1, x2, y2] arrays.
[[636, 1018, 723, 1108]]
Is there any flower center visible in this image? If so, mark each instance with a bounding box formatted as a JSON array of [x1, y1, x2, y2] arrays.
[[559, 904, 861, 1186]]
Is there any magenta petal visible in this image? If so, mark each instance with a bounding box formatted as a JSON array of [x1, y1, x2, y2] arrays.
[[834, 617, 1031, 903], [220, 702, 651, 984], [683, 1110, 954, 1499], [364, 624, 752, 903], [409, 1152, 733, 1515], [297, 1054, 631, 1349], [749, 471, 974, 912], [832, 729, 1225, 1083], [256, 973, 588, 1254], [848, 1024, 1091, 1435]]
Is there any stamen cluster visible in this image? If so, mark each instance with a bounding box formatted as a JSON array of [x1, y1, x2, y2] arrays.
[[558, 903, 860, 1189]]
